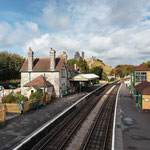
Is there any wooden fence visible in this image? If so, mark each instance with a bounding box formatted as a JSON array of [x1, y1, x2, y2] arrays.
[[0, 104, 6, 122], [4, 93, 51, 114]]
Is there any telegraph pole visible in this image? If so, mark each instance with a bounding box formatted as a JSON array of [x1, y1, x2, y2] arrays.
[[44, 73, 46, 105]]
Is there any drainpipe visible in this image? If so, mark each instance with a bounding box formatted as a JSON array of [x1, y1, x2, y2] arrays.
[[66, 71, 68, 95], [141, 95, 142, 109], [43, 73, 46, 105], [79, 81, 81, 94], [29, 72, 31, 81]]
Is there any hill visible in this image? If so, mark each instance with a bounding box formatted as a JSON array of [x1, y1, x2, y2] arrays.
[[86, 59, 112, 75], [110, 65, 134, 78]]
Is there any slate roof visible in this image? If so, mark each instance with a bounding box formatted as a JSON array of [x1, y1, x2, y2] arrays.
[[133, 64, 150, 71], [70, 73, 99, 81], [135, 81, 150, 94], [20, 57, 65, 72], [27, 85, 41, 91], [24, 75, 53, 87], [64, 64, 78, 75]]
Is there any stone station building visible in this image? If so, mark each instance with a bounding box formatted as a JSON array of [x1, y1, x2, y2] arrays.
[[20, 48, 78, 97]]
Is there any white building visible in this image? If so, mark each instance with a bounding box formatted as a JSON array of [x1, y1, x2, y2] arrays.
[[20, 47, 78, 97]]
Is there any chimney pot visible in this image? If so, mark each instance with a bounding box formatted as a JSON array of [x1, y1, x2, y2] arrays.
[[50, 48, 56, 71], [28, 47, 34, 71]]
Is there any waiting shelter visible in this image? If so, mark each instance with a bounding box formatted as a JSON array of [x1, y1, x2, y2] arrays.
[[70, 74, 99, 92]]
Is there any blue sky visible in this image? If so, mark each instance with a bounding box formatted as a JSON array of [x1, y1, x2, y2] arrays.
[[1, 0, 150, 67]]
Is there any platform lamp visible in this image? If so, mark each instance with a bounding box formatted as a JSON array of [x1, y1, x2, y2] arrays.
[[79, 81, 81, 94], [43, 73, 47, 105]]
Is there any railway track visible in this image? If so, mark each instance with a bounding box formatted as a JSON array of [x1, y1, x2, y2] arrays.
[[31, 84, 110, 150], [15, 82, 120, 150], [80, 84, 120, 150]]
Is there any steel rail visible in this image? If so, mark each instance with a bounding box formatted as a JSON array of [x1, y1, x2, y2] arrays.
[[81, 84, 120, 150], [31, 84, 110, 150], [111, 83, 122, 150]]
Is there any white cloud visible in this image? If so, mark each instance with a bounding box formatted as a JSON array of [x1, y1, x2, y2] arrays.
[[2, 0, 150, 67], [0, 21, 40, 48], [40, 0, 71, 30], [25, 22, 39, 32]]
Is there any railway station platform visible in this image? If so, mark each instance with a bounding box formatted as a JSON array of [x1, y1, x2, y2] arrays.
[[115, 83, 150, 150], [0, 92, 87, 150]]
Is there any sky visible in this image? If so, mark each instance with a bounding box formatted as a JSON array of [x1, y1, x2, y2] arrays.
[[1, 0, 150, 67]]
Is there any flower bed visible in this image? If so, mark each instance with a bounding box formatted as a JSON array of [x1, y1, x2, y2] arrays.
[[4, 94, 51, 113]]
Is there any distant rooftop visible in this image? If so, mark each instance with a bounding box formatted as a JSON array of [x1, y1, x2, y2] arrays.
[[135, 81, 150, 95]]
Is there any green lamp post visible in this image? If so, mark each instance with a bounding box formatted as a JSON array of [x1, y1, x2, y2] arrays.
[[79, 81, 81, 94]]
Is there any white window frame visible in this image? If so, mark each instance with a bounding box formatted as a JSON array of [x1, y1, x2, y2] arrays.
[[135, 72, 147, 83]]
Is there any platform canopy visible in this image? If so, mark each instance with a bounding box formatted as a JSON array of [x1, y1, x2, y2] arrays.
[[70, 74, 99, 81]]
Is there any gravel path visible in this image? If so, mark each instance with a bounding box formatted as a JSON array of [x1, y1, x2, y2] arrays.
[[0, 92, 86, 150], [66, 86, 115, 150]]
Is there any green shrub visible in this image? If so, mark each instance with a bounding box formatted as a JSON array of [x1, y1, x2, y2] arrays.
[[3, 95, 15, 103], [2, 92, 28, 103], [14, 92, 28, 103], [29, 91, 42, 100], [109, 77, 115, 82], [102, 72, 108, 81]]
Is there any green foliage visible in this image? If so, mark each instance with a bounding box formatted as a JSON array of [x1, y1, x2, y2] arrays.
[[2, 95, 15, 103], [2, 92, 28, 103], [67, 57, 89, 73], [142, 61, 150, 67], [102, 72, 108, 81], [0, 79, 20, 87], [78, 57, 89, 73], [14, 92, 28, 103], [29, 91, 42, 100], [67, 59, 78, 68], [109, 77, 115, 82], [89, 66, 103, 79], [0, 51, 24, 81], [96, 59, 105, 65]]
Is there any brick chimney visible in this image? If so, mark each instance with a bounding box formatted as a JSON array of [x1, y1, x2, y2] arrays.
[[74, 64, 77, 70], [28, 47, 34, 71], [58, 51, 67, 62], [50, 48, 56, 71]]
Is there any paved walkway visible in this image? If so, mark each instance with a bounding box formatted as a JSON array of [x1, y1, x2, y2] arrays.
[[116, 83, 150, 150], [0, 92, 86, 150]]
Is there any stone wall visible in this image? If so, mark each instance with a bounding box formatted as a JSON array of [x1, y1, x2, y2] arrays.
[[60, 67, 68, 92], [21, 72, 29, 96], [21, 72, 60, 97]]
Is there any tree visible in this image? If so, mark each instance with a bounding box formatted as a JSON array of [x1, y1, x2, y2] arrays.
[[143, 61, 150, 67], [89, 66, 103, 79], [67, 59, 78, 68], [102, 72, 108, 81], [110, 65, 134, 78], [0, 51, 24, 81], [78, 57, 89, 73]]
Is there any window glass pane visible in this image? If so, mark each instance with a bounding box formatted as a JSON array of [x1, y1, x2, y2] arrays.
[[135, 72, 147, 83], [141, 72, 146, 75], [136, 72, 140, 75]]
